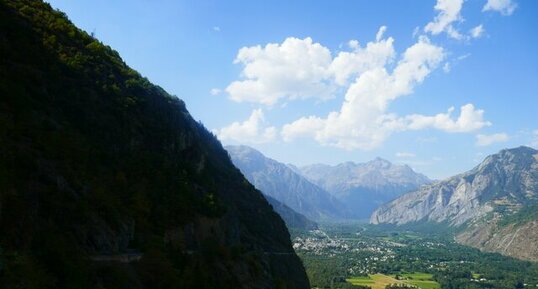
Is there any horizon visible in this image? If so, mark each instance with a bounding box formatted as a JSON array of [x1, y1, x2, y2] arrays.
[[46, 0, 538, 179]]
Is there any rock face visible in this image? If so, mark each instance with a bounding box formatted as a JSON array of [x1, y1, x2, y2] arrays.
[[456, 218, 538, 262], [226, 145, 346, 221], [0, 1, 309, 288], [371, 146, 538, 261], [298, 158, 431, 218]]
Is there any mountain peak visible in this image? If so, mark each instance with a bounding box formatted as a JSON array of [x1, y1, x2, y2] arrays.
[[372, 146, 538, 226], [368, 157, 392, 168]]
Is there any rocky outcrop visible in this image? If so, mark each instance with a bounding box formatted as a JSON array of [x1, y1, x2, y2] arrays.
[[371, 146, 538, 261], [298, 158, 431, 218], [456, 218, 538, 262]]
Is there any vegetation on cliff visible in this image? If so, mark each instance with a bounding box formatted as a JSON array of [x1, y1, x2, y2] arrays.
[[0, 1, 309, 288]]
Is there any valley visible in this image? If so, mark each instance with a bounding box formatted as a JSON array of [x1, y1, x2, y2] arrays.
[[1, 0, 537, 288], [292, 223, 538, 289]]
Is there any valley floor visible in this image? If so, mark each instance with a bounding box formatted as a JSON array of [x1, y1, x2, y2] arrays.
[[291, 224, 538, 289]]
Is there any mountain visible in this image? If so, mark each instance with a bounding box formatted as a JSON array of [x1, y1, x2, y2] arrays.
[[264, 195, 318, 230], [298, 158, 431, 218], [371, 146, 538, 261], [226, 145, 347, 221], [0, 1, 309, 288]]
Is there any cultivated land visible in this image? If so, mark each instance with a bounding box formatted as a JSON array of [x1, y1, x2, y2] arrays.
[[292, 224, 538, 289], [346, 273, 440, 289]]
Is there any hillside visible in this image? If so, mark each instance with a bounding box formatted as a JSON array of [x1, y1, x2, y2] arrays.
[[264, 195, 318, 230], [298, 159, 431, 218], [0, 1, 309, 288], [226, 145, 346, 221], [371, 146, 538, 261]]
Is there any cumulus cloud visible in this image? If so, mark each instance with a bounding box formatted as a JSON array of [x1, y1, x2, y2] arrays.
[[282, 36, 451, 150], [424, 0, 465, 39], [475, 132, 509, 146], [225, 37, 334, 105], [470, 25, 485, 38], [281, 35, 490, 150], [405, 104, 491, 133], [330, 28, 395, 86], [483, 0, 517, 15], [215, 109, 277, 144], [225, 29, 398, 105], [220, 18, 492, 150]]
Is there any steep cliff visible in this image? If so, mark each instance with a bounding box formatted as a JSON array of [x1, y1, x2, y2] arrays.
[[371, 146, 538, 261], [0, 1, 309, 288]]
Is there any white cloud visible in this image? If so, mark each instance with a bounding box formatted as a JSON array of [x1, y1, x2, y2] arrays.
[[405, 104, 491, 133], [443, 53, 471, 73], [376, 26, 387, 42], [225, 37, 334, 105], [424, 0, 465, 39], [210, 88, 221, 95], [470, 25, 485, 38], [483, 0, 517, 15], [396, 152, 416, 158], [215, 109, 277, 144], [282, 36, 454, 150], [281, 35, 490, 150], [329, 28, 395, 86], [225, 30, 398, 105], [443, 62, 451, 73], [475, 132, 509, 146], [220, 4, 494, 150], [213, 26, 221, 32]]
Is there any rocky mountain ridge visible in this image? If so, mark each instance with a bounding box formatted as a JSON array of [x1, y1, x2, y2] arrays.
[[371, 146, 538, 261], [298, 158, 431, 218], [226, 145, 347, 221]]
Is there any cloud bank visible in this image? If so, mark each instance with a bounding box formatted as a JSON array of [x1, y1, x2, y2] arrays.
[[215, 0, 516, 148]]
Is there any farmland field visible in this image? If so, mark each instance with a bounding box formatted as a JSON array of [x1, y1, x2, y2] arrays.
[[347, 274, 405, 289], [347, 273, 440, 289], [294, 224, 538, 289]]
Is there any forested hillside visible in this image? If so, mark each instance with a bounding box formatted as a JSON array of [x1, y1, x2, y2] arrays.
[[0, 1, 309, 288]]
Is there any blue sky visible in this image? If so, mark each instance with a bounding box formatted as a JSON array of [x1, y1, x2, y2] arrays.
[[47, 0, 538, 179]]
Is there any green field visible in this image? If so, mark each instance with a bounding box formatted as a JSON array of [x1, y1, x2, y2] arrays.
[[347, 273, 440, 289]]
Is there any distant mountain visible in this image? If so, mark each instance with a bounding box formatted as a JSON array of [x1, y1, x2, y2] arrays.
[[0, 1, 309, 288], [226, 145, 347, 221], [298, 158, 431, 218], [371, 146, 538, 261], [265, 195, 318, 230]]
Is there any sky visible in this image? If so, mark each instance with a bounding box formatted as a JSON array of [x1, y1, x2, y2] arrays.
[[47, 0, 538, 179]]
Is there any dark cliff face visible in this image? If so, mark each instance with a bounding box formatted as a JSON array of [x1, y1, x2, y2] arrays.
[[0, 1, 309, 288]]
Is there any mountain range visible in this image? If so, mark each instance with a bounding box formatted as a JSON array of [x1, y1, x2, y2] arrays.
[[227, 145, 431, 221], [296, 158, 431, 218], [371, 146, 538, 261], [226, 145, 347, 221]]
